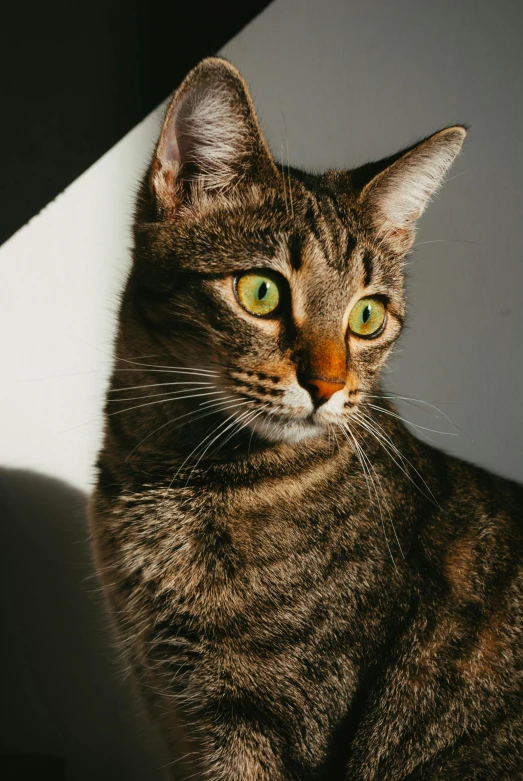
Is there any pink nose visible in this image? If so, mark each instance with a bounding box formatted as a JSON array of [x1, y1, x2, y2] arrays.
[[306, 378, 345, 403]]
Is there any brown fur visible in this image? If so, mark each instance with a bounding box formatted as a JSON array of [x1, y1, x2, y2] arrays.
[[89, 58, 523, 780]]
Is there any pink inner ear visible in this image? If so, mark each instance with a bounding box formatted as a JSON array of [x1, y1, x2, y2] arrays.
[[159, 107, 181, 168], [152, 60, 278, 206]]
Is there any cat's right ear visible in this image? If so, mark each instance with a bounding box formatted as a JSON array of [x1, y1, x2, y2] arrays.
[[357, 126, 467, 254], [150, 58, 278, 214]]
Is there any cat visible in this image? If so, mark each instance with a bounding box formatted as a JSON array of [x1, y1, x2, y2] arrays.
[[89, 58, 523, 780]]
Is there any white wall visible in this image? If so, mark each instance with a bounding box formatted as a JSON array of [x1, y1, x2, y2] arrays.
[[1, 0, 522, 777]]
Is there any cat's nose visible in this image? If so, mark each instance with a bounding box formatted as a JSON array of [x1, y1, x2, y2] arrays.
[[306, 378, 345, 406]]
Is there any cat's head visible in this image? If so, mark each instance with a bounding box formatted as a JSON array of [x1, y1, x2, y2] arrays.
[[128, 58, 465, 445]]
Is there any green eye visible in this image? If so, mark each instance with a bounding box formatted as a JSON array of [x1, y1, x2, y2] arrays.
[[348, 297, 386, 337], [235, 272, 281, 317]]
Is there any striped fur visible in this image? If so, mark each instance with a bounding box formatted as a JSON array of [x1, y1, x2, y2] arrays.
[[89, 59, 523, 780]]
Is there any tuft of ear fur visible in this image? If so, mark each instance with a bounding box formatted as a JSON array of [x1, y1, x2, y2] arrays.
[[359, 126, 467, 254], [152, 58, 277, 213]]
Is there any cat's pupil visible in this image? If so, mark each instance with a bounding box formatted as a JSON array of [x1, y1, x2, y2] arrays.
[[257, 281, 268, 300], [362, 305, 371, 323]]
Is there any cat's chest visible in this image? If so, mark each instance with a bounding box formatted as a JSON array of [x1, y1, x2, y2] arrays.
[[115, 478, 349, 620]]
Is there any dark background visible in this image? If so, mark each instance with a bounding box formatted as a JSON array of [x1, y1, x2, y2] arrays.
[[0, 0, 272, 246], [0, 3, 272, 778]]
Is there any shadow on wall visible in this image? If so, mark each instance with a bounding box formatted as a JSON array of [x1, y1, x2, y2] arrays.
[[0, 468, 166, 781]]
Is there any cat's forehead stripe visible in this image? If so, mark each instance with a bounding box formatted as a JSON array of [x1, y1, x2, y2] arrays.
[[304, 199, 331, 265], [345, 234, 358, 264], [304, 191, 359, 271], [362, 250, 373, 287], [287, 232, 302, 271]]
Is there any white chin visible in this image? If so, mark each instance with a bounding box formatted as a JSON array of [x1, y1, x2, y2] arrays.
[[250, 416, 323, 444]]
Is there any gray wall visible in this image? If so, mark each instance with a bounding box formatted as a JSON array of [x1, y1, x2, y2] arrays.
[[223, 0, 523, 482]]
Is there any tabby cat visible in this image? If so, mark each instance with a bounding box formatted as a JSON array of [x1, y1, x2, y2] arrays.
[[89, 58, 523, 780]]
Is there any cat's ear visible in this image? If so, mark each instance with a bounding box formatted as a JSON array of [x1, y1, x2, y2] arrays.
[[151, 57, 277, 213], [359, 126, 466, 254]]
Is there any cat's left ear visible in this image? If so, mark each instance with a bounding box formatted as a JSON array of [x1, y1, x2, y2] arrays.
[[151, 57, 278, 213], [359, 126, 466, 254]]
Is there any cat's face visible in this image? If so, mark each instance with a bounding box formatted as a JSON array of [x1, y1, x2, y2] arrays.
[[135, 182, 405, 444], [128, 58, 465, 445]]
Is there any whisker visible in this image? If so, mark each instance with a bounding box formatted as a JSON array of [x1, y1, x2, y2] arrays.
[[204, 407, 267, 468], [110, 368, 220, 377], [346, 424, 405, 552], [107, 387, 214, 403], [365, 394, 449, 418], [158, 414, 241, 508], [104, 391, 225, 419], [364, 396, 442, 444], [108, 381, 214, 393], [280, 145, 289, 216], [351, 429, 405, 560], [124, 398, 253, 462], [62, 391, 226, 433], [338, 423, 372, 506], [368, 399, 439, 445], [331, 425, 342, 457], [353, 410, 442, 512], [113, 356, 219, 375], [247, 409, 262, 457], [155, 401, 259, 513], [182, 406, 259, 485], [66, 337, 220, 374], [367, 404, 459, 436], [368, 393, 472, 441], [412, 238, 480, 248], [282, 111, 294, 219], [159, 750, 201, 771], [22, 367, 219, 381], [340, 423, 398, 569], [207, 411, 256, 458]]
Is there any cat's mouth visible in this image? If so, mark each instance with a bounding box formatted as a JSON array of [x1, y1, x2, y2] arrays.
[[246, 403, 350, 444], [223, 373, 356, 443], [250, 413, 324, 444]]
